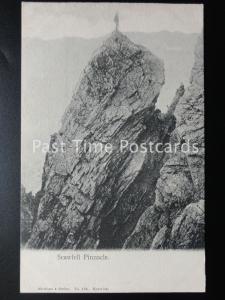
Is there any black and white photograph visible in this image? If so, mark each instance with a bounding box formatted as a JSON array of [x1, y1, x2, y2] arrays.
[[19, 1, 204, 293]]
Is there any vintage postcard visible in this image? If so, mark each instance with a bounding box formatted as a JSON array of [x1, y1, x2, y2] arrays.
[[21, 2, 204, 293]]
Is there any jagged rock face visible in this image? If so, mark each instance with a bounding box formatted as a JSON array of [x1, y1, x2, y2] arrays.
[[170, 200, 204, 248], [174, 33, 204, 200], [26, 31, 177, 249], [21, 186, 34, 245], [124, 34, 204, 249]]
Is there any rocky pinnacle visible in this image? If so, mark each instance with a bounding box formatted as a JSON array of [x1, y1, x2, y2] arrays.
[[26, 31, 204, 249]]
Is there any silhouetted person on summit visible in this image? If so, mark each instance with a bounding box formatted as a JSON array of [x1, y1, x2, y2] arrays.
[[114, 12, 119, 31]]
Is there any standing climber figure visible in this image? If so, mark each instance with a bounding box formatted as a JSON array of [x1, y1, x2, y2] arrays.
[[114, 12, 119, 31]]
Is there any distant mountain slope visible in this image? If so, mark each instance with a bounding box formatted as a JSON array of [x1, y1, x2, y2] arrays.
[[22, 31, 198, 193]]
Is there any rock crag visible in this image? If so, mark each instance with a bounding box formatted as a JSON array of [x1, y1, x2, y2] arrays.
[[124, 34, 204, 249], [21, 186, 34, 245], [26, 31, 204, 249]]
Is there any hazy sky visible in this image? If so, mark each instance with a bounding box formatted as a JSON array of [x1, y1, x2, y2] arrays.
[[22, 2, 203, 39]]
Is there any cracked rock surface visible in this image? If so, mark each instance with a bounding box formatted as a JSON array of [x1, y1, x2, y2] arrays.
[[26, 31, 204, 249], [21, 186, 34, 245], [124, 34, 204, 249]]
